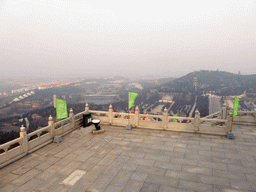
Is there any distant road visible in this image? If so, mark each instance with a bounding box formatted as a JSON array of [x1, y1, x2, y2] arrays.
[[209, 95, 222, 114], [189, 96, 197, 117]]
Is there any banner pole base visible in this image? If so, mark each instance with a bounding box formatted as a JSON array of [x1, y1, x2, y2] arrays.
[[54, 136, 63, 143], [226, 132, 235, 140]]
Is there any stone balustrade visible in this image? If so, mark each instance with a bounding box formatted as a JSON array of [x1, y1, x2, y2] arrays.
[[0, 104, 233, 168]]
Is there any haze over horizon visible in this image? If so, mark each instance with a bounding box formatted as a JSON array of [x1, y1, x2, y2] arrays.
[[1, 0, 256, 80]]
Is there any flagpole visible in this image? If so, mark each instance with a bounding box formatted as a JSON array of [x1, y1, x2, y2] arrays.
[[56, 119, 58, 137], [128, 92, 130, 125], [230, 116, 233, 133]]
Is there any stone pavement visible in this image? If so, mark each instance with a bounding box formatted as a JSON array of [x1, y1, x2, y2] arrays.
[[0, 124, 256, 192]]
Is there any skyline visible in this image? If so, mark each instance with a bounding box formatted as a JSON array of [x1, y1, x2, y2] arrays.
[[1, 0, 256, 79]]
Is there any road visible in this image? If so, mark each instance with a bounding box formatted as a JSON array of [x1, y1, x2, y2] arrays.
[[208, 95, 222, 115], [189, 96, 197, 117]]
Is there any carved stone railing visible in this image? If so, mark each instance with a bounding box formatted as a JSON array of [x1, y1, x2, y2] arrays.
[[230, 110, 256, 124], [0, 108, 75, 168], [0, 104, 234, 168]]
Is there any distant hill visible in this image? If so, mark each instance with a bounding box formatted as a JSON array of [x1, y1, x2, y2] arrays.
[[159, 70, 256, 95]]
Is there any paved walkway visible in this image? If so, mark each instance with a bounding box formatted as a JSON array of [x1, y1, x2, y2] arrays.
[[0, 124, 256, 192]]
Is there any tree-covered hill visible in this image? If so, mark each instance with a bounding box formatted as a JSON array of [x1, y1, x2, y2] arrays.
[[159, 70, 256, 95]]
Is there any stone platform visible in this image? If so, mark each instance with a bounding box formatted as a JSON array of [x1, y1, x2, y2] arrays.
[[0, 124, 256, 192]]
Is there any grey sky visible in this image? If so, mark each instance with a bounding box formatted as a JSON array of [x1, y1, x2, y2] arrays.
[[1, 0, 256, 80]]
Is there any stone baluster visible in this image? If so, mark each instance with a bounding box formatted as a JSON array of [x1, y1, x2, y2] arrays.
[[134, 106, 139, 127], [163, 107, 168, 129], [194, 109, 200, 132], [109, 104, 113, 125], [222, 104, 227, 119], [20, 125, 28, 153], [48, 115, 55, 139], [69, 108, 75, 129], [85, 103, 89, 112]]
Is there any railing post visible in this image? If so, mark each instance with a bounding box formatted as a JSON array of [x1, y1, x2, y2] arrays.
[[227, 112, 232, 132], [163, 107, 167, 129], [48, 115, 55, 139], [69, 108, 75, 129], [85, 103, 89, 112], [20, 125, 28, 153], [109, 104, 113, 125], [194, 109, 200, 132], [135, 106, 139, 127], [222, 104, 227, 119]]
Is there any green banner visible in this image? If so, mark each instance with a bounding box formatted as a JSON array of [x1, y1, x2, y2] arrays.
[[56, 98, 68, 119], [173, 113, 178, 123], [232, 96, 240, 117], [129, 92, 138, 110]]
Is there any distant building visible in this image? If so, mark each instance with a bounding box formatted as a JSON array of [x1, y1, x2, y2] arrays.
[[193, 77, 198, 91]]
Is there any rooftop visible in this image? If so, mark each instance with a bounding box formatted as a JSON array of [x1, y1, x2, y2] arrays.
[[1, 124, 256, 192]]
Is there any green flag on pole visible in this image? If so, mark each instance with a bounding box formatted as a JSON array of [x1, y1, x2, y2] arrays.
[[173, 113, 178, 123], [56, 98, 68, 119], [129, 92, 138, 110], [232, 96, 240, 117]]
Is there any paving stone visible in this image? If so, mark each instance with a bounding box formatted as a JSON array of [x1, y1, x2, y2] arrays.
[[199, 150, 225, 158], [140, 182, 161, 192], [37, 174, 66, 192], [0, 183, 17, 192], [0, 173, 20, 185], [110, 140, 131, 146], [169, 157, 197, 166], [144, 153, 171, 162], [11, 169, 41, 186], [69, 165, 108, 191], [11, 160, 41, 175], [110, 169, 133, 187], [199, 141, 224, 148], [75, 150, 95, 162], [79, 156, 101, 171], [245, 173, 256, 182], [121, 179, 144, 192], [212, 185, 252, 192], [174, 147, 199, 154], [165, 170, 197, 182], [103, 161, 124, 176], [197, 175, 230, 187], [230, 179, 252, 190], [240, 159, 256, 167], [136, 165, 166, 176], [184, 153, 212, 162], [227, 164, 256, 174], [212, 169, 246, 180], [104, 185, 123, 192], [159, 185, 195, 192], [151, 145, 175, 151], [178, 179, 213, 192], [160, 151, 185, 158], [212, 156, 241, 165], [154, 161, 182, 171], [13, 178, 43, 192], [98, 154, 118, 166], [129, 157, 155, 166], [87, 173, 115, 192], [121, 150, 146, 158], [182, 165, 212, 175], [197, 160, 227, 170], [35, 164, 62, 181], [225, 153, 255, 162], [131, 171, 148, 181], [145, 174, 179, 187], [57, 161, 82, 176], [122, 163, 139, 171]]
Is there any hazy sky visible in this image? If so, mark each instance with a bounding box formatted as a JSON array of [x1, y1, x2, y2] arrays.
[[1, 0, 256, 80]]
